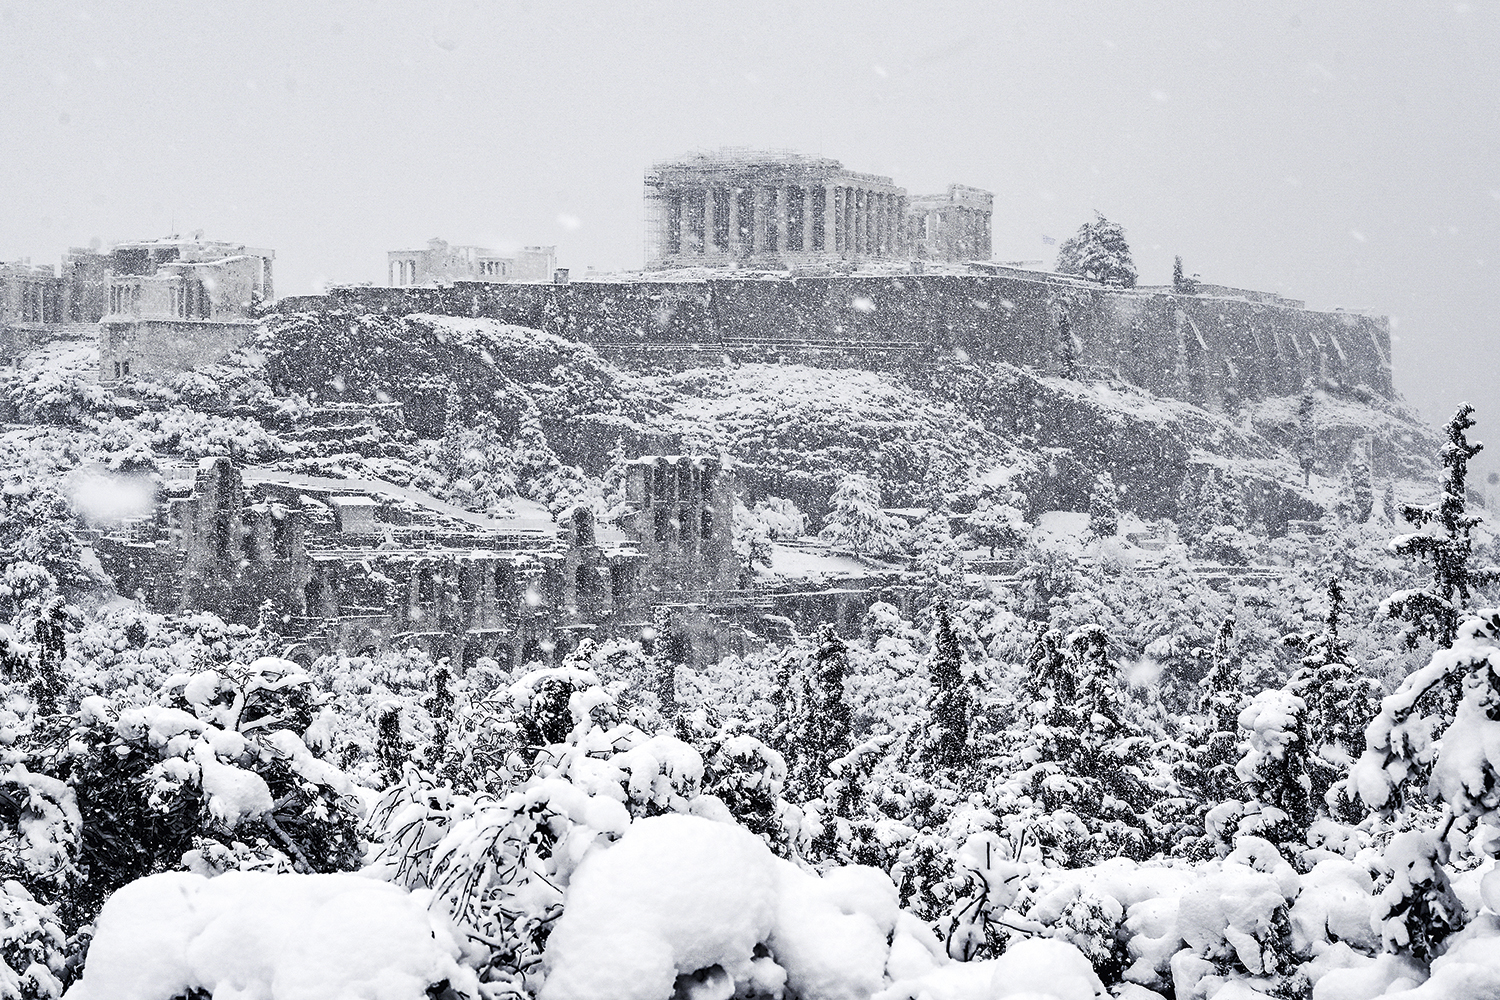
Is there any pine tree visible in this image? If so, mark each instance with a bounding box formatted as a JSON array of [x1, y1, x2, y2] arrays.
[[1057, 312, 1078, 378], [784, 626, 853, 803], [1286, 579, 1380, 762], [1055, 212, 1138, 288], [1383, 403, 1497, 649], [1020, 624, 1156, 863], [1196, 617, 1245, 803], [1382, 481, 1398, 523], [1087, 472, 1120, 538], [1348, 450, 1375, 523], [423, 659, 457, 774], [1171, 255, 1198, 294], [1234, 686, 1316, 850], [919, 604, 972, 777], [819, 473, 902, 560]]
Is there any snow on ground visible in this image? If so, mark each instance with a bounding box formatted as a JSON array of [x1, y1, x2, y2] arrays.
[[64, 871, 478, 1000], [764, 541, 876, 581], [540, 813, 1102, 1000]]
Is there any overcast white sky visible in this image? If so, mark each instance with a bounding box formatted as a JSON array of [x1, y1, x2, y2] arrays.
[[2, 1, 1497, 476]]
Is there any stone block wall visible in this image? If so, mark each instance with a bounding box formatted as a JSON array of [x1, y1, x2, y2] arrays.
[[285, 270, 1394, 410]]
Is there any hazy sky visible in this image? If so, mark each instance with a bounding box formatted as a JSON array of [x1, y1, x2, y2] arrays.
[[2, 1, 1497, 474]]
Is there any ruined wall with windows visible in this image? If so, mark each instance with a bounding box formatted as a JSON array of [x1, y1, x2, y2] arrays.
[[95, 456, 744, 671], [623, 456, 739, 598]]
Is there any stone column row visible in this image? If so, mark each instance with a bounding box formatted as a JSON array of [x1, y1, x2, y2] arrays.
[[662, 183, 912, 261]]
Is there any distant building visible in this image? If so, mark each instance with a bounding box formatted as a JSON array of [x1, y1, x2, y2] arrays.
[[909, 185, 993, 262], [97, 235, 274, 382], [643, 148, 993, 270], [387, 238, 556, 286], [95, 454, 745, 669]]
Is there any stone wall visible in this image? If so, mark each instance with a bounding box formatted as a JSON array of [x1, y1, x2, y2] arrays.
[[285, 270, 1393, 410]]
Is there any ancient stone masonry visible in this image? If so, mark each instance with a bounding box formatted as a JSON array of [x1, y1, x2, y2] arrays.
[[294, 268, 1395, 409], [644, 149, 992, 269], [387, 237, 556, 286], [94, 455, 744, 671], [623, 456, 739, 599], [909, 185, 993, 262], [98, 236, 274, 382]]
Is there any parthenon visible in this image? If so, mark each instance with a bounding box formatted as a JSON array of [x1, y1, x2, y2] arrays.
[[644, 148, 991, 269]]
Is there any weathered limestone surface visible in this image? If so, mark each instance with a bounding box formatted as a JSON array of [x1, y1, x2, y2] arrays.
[[283, 271, 1393, 409]]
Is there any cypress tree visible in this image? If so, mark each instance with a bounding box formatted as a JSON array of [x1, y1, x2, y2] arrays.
[[1384, 403, 1497, 649], [921, 604, 972, 776]]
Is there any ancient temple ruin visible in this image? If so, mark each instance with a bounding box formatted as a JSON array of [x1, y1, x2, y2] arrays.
[[644, 148, 993, 270]]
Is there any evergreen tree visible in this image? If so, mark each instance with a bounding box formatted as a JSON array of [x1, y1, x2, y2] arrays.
[[439, 383, 463, 481], [1296, 385, 1318, 487], [1286, 579, 1380, 763], [423, 659, 457, 775], [1055, 212, 1138, 288], [966, 496, 1027, 558], [1383, 403, 1498, 649], [919, 604, 972, 777], [784, 626, 854, 803], [1346, 449, 1375, 524], [1172, 255, 1199, 294], [1234, 686, 1316, 851], [1195, 617, 1245, 804], [1382, 481, 1398, 523], [375, 703, 408, 789], [1057, 312, 1078, 378], [819, 473, 902, 560], [1087, 472, 1120, 538], [1019, 624, 1156, 864]]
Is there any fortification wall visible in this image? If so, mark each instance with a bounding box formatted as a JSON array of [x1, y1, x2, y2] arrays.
[[281, 271, 1393, 408]]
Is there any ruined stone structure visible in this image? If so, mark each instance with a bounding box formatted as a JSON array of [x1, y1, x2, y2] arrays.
[[96, 455, 744, 670], [644, 149, 993, 269], [387, 237, 556, 286], [624, 456, 739, 598], [99, 236, 274, 381], [910, 185, 993, 262]]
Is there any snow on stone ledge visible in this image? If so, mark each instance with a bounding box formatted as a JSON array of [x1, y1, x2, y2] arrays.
[[64, 871, 478, 1000]]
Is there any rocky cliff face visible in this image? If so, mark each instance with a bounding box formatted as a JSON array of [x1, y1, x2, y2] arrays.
[[286, 269, 1393, 413]]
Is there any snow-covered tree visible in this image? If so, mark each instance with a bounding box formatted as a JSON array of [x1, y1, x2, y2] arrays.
[[1087, 471, 1119, 538], [782, 626, 853, 804], [1337, 447, 1375, 524], [1055, 212, 1138, 288], [1351, 610, 1500, 962], [819, 473, 903, 561], [917, 604, 972, 778], [965, 496, 1028, 558], [1172, 254, 1199, 294], [1296, 385, 1318, 487], [1383, 403, 1497, 649], [1285, 579, 1381, 766]]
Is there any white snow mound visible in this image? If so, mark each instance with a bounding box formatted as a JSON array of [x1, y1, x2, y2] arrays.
[[65, 871, 477, 1000], [542, 814, 914, 1000]]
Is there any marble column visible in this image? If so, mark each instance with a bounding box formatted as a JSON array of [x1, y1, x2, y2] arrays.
[[703, 187, 716, 253], [774, 186, 788, 254], [858, 188, 870, 254], [677, 192, 692, 256], [824, 184, 838, 255], [752, 187, 767, 255], [728, 189, 741, 258], [802, 187, 815, 254]]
